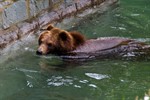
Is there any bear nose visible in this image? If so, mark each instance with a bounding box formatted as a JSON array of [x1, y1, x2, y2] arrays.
[[36, 49, 42, 55]]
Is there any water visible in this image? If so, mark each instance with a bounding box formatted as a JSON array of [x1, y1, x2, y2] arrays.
[[0, 0, 150, 100]]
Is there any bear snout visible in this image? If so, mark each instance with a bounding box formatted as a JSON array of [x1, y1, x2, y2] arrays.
[[36, 47, 44, 55], [36, 44, 49, 55], [36, 49, 43, 55]]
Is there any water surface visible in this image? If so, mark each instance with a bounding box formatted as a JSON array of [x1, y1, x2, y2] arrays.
[[0, 0, 150, 100]]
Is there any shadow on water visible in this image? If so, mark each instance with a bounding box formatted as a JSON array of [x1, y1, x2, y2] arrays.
[[0, 0, 150, 100]]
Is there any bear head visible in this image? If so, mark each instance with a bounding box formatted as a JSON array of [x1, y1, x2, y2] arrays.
[[36, 25, 85, 55]]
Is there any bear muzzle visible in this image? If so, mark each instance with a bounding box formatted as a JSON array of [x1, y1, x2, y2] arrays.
[[36, 49, 43, 55], [36, 44, 49, 55]]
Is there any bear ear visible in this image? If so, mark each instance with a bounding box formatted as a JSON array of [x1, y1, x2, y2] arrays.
[[46, 24, 54, 30], [59, 31, 68, 41]]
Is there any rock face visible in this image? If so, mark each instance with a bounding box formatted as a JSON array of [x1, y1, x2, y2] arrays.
[[2, 0, 27, 29], [0, 0, 118, 49], [0, 0, 50, 29]]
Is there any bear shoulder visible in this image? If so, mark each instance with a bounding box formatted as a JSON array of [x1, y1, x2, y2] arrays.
[[69, 31, 86, 47]]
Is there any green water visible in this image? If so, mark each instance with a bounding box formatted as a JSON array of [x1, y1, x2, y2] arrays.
[[0, 0, 150, 100]]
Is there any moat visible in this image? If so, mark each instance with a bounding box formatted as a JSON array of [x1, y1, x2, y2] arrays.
[[0, 0, 150, 100]]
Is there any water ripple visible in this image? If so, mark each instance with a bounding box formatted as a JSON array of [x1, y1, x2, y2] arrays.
[[85, 73, 109, 80], [27, 81, 33, 88], [46, 75, 99, 89], [47, 76, 74, 87], [89, 84, 97, 88], [16, 68, 39, 73], [131, 14, 140, 17], [79, 80, 89, 84]]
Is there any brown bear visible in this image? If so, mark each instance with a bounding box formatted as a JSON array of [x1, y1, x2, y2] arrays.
[[37, 25, 150, 60]]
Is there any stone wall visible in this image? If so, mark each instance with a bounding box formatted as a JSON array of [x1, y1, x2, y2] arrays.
[[0, 0, 110, 29], [0, 0, 50, 29], [0, 0, 118, 49]]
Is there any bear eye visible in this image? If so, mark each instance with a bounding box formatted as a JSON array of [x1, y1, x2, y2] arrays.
[[47, 43, 52, 47]]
